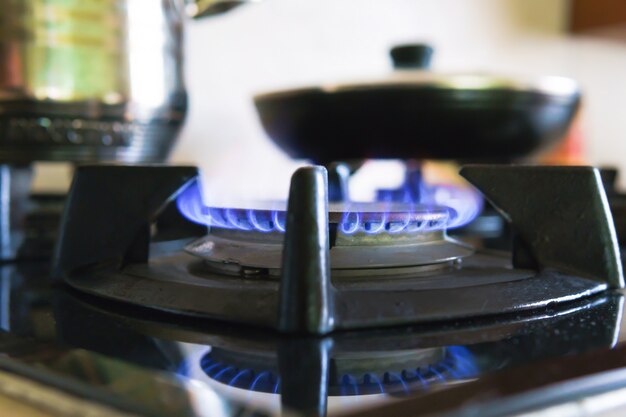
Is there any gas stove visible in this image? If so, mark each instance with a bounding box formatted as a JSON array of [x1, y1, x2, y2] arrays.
[[53, 163, 622, 333], [1, 162, 626, 416]]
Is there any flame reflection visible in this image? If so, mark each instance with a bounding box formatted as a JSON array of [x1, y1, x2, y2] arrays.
[[195, 346, 477, 396]]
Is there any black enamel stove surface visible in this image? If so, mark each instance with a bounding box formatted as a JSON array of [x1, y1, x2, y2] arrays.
[[2, 163, 626, 416], [1, 262, 625, 417]]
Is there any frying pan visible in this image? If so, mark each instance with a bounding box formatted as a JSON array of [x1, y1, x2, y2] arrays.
[[254, 45, 581, 163]]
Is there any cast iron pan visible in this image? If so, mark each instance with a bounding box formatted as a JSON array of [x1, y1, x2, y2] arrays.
[[254, 45, 581, 163]]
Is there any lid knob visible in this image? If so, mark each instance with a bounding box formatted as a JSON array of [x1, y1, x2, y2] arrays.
[[390, 44, 434, 70]]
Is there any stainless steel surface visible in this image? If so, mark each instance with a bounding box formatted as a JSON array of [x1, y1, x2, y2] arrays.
[[0, 0, 249, 163]]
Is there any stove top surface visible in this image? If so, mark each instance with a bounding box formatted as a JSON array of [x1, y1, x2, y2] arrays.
[[2, 163, 626, 416], [1, 260, 624, 417]]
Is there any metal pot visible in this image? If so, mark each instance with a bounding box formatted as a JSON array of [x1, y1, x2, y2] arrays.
[[0, 0, 251, 163], [254, 44, 581, 163]]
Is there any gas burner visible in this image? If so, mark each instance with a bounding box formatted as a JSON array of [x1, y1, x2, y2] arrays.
[[182, 193, 472, 277], [53, 164, 623, 335]]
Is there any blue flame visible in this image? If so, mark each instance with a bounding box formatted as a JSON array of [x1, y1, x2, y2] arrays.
[[333, 346, 477, 396], [176, 183, 287, 233], [198, 345, 477, 396], [199, 352, 281, 393], [375, 168, 483, 231], [338, 208, 451, 236], [177, 169, 482, 234]]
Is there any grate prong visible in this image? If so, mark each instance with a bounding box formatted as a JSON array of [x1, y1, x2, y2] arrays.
[[278, 166, 335, 335]]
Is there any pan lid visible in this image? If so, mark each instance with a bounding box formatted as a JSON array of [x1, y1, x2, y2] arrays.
[[255, 72, 580, 101], [254, 43, 579, 101]]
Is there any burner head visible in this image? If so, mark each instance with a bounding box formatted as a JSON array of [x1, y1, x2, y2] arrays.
[[178, 180, 474, 277], [184, 202, 473, 278]]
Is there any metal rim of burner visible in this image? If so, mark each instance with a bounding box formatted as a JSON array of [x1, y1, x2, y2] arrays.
[[53, 164, 624, 336], [185, 201, 473, 279]]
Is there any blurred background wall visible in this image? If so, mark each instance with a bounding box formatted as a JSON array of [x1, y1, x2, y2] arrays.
[[33, 0, 626, 195]]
